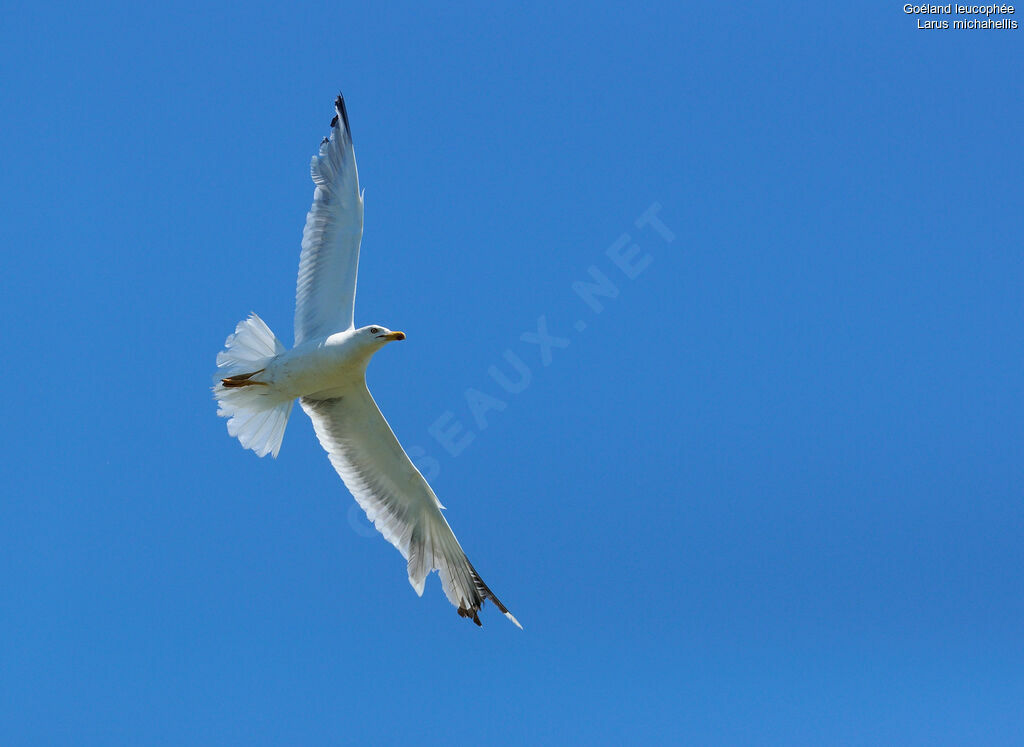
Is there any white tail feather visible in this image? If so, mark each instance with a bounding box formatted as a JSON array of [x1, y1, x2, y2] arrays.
[[214, 313, 293, 458]]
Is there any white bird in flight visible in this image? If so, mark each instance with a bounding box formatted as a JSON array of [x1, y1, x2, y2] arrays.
[[214, 94, 520, 628]]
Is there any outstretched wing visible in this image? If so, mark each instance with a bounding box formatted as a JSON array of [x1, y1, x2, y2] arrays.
[[301, 386, 521, 628], [294, 94, 364, 344]]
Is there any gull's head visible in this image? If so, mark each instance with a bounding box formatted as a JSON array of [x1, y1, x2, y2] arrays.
[[361, 325, 406, 346]]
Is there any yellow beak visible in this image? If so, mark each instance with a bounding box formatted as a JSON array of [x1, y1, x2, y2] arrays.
[[385, 331, 406, 341]]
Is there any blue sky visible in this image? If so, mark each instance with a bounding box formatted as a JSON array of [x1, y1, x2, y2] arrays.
[[2, 1, 1022, 744]]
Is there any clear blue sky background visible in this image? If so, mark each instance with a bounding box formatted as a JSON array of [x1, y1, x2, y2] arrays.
[[2, 1, 1022, 744]]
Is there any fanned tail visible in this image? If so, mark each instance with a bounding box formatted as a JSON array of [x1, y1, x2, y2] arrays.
[[213, 313, 293, 458]]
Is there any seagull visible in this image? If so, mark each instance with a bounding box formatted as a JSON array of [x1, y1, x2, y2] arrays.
[[213, 94, 520, 628]]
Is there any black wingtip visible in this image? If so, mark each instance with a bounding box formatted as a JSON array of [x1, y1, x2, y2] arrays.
[[330, 92, 351, 138]]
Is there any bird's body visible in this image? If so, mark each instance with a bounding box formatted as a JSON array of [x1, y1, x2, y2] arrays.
[[260, 329, 378, 399], [213, 95, 520, 628]]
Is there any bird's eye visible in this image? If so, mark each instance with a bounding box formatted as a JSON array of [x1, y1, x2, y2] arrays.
[[369, 327, 380, 334]]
